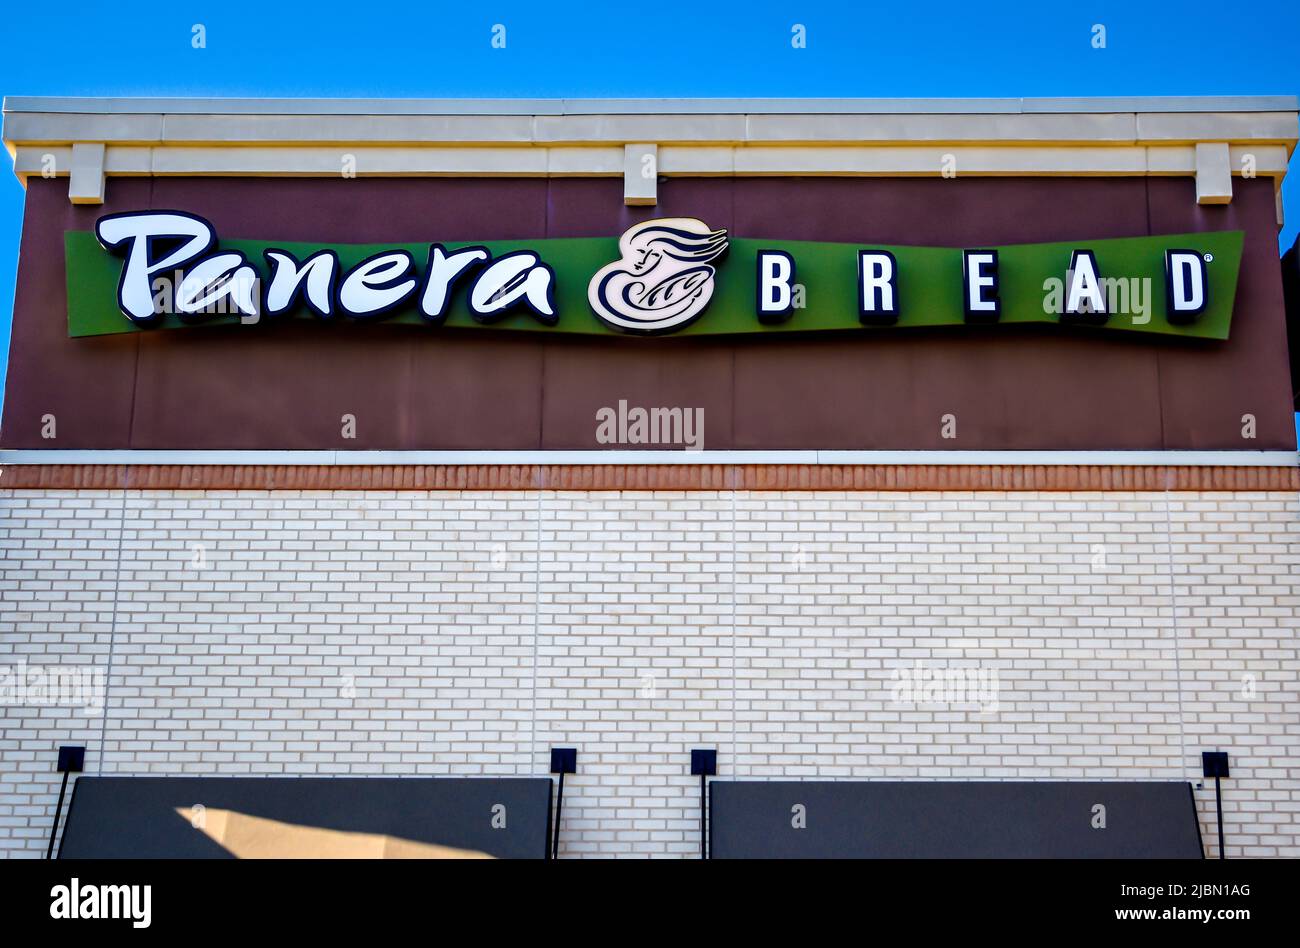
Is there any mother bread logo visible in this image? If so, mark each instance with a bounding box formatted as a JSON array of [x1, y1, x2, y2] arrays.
[[588, 218, 729, 334]]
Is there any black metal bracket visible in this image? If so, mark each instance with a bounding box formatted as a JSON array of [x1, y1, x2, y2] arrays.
[[691, 749, 717, 859], [549, 748, 577, 860], [46, 745, 85, 860], [1202, 751, 1230, 859]]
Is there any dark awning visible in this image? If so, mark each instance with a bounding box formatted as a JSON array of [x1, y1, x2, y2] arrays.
[[710, 781, 1204, 858], [58, 776, 552, 859]]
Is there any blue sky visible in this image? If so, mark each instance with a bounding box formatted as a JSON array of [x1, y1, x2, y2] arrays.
[[1, 1, 1298, 404]]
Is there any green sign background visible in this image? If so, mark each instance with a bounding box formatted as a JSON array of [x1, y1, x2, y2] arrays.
[[65, 229, 1243, 340]]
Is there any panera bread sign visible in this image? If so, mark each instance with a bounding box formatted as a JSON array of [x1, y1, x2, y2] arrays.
[[66, 211, 1244, 340]]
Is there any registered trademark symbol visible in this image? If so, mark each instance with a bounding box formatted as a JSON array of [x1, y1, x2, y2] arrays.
[[1203, 253, 1214, 262]]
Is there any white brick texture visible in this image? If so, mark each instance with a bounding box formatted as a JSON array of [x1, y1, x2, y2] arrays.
[[1, 488, 1297, 858]]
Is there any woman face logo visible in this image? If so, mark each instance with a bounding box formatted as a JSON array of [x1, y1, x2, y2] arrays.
[[587, 218, 729, 334]]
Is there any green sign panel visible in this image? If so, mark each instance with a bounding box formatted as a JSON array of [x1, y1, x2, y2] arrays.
[[67, 212, 1243, 341]]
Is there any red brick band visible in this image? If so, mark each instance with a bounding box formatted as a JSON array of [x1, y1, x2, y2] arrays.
[[2, 464, 1298, 491]]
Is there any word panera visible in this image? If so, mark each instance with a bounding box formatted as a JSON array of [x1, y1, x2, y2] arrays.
[[71, 212, 1243, 341], [96, 211, 556, 325]]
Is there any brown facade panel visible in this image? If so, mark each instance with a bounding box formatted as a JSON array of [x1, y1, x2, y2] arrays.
[[2, 175, 1294, 452], [2, 464, 1296, 492], [1147, 177, 1297, 450], [2, 179, 146, 449]]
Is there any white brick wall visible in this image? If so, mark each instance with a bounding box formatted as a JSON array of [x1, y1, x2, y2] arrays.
[[1, 488, 1297, 858]]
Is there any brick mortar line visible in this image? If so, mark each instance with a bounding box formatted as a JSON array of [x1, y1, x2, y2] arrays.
[[1, 463, 1298, 491]]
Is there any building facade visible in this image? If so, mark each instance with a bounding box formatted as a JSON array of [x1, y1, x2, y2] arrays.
[[1, 96, 1298, 857]]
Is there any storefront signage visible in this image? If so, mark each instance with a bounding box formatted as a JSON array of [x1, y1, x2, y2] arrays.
[[67, 212, 1243, 340]]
